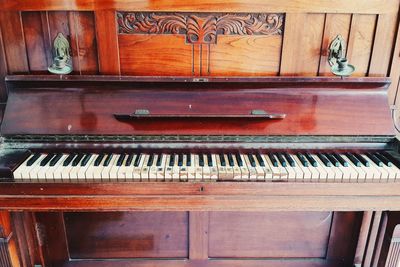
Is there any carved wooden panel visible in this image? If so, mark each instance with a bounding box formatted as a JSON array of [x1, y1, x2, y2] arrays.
[[117, 12, 284, 76]]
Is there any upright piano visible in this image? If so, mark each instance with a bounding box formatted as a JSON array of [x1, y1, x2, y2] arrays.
[[0, 75, 399, 267]]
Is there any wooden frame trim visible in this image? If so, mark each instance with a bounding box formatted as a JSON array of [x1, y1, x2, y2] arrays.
[[0, 0, 399, 14]]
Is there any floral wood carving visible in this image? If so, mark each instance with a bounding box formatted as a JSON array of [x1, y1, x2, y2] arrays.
[[117, 12, 284, 44]]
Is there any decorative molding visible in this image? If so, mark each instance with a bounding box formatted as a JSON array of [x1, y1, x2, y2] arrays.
[[117, 12, 284, 44]]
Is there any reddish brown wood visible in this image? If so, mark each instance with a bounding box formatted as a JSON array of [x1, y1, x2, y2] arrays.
[[69, 12, 98, 75], [0, 0, 398, 14], [1, 77, 394, 136], [95, 10, 120, 75], [21, 12, 49, 73], [208, 211, 333, 258], [0, 15, 7, 101], [0, 12, 29, 74]]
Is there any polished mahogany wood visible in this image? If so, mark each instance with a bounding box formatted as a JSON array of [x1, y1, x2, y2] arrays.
[[1, 76, 394, 136], [0, 0, 398, 14]]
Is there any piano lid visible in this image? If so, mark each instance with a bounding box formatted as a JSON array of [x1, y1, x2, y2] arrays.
[[0, 76, 395, 137]]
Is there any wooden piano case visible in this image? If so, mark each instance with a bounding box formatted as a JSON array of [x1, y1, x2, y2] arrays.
[[0, 0, 400, 266]]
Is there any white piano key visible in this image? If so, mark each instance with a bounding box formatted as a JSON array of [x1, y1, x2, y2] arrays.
[[262, 154, 282, 181], [232, 155, 242, 180], [288, 154, 304, 181], [210, 154, 218, 180], [51, 154, 70, 180], [293, 156, 311, 181], [148, 154, 158, 181], [225, 154, 235, 180], [194, 154, 203, 180], [311, 154, 329, 182], [101, 155, 117, 180], [29, 154, 48, 179], [76, 154, 95, 180], [14, 154, 40, 179], [238, 154, 249, 181], [340, 154, 362, 182], [187, 154, 196, 180], [165, 155, 173, 181], [216, 154, 228, 180], [172, 155, 180, 181], [109, 154, 124, 180], [46, 154, 68, 180], [156, 154, 167, 181], [244, 155, 257, 181], [358, 154, 381, 181], [116, 155, 130, 180], [179, 154, 188, 182], [140, 154, 150, 181]]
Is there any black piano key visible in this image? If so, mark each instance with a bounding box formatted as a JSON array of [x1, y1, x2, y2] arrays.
[[381, 151, 400, 168], [353, 153, 370, 167], [178, 154, 183, 167], [324, 153, 339, 167], [199, 154, 205, 167], [27, 153, 41, 166], [332, 153, 348, 167], [63, 154, 76, 166], [374, 152, 392, 167], [117, 154, 126, 167], [40, 153, 55, 167], [207, 154, 213, 167], [156, 154, 163, 166], [134, 153, 142, 167], [268, 153, 278, 167], [219, 154, 226, 167], [103, 154, 113, 167], [256, 153, 265, 167], [248, 154, 256, 167], [296, 153, 309, 167], [366, 152, 383, 167], [72, 153, 84, 166], [169, 154, 175, 167], [227, 154, 234, 167], [304, 153, 318, 167], [80, 154, 92, 166], [94, 153, 105, 166], [125, 154, 134, 166], [147, 154, 154, 167], [186, 154, 191, 166], [317, 153, 331, 167], [283, 152, 295, 167], [345, 153, 362, 167], [235, 153, 243, 167], [276, 153, 287, 167], [49, 153, 63, 166]]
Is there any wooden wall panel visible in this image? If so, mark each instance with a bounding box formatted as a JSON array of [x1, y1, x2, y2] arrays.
[[208, 211, 333, 258], [119, 35, 193, 76], [208, 35, 282, 76], [346, 14, 377, 77], [369, 13, 398, 77], [280, 13, 325, 76], [95, 10, 120, 75], [64, 212, 189, 259], [0, 18, 7, 102], [21, 12, 48, 73], [318, 14, 352, 76], [0, 12, 29, 74], [69, 12, 98, 74]]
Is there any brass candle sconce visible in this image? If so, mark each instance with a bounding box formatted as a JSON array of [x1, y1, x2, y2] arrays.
[[48, 33, 73, 75], [328, 35, 355, 77]]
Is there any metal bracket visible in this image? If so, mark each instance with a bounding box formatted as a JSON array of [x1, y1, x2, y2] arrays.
[[328, 35, 355, 76], [48, 33, 72, 75]]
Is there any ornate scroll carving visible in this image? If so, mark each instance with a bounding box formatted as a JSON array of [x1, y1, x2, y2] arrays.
[[117, 12, 284, 44]]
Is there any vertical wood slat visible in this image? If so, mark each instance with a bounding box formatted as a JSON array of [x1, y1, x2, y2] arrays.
[[0, 17, 8, 102], [0, 11, 29, 74], [326, 212, 363, 265], [280, 13, 325, 76], [363, 211, 384, 267], [384, 225, 400, 267], [95, 10, 120, 75], [189, 211, 209, 260], [369, 12, 399, 77], [318, 14, 352, 76], [21, 12, 48, 73], [346, 14, 377, 77], [69, 11, 98, 75], [0, 212, 20, 267], [388, 12, 400, 110], [353, 211, 374, 266]]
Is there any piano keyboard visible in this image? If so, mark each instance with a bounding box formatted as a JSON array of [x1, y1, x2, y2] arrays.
[[12, 151, 400, 182]]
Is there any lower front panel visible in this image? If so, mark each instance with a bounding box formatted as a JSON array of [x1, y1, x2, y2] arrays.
[[14, 211, 362, 267]]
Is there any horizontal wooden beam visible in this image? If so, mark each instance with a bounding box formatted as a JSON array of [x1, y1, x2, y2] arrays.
[[1, 194, 400, 211], [0, 0, 398, 14]]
